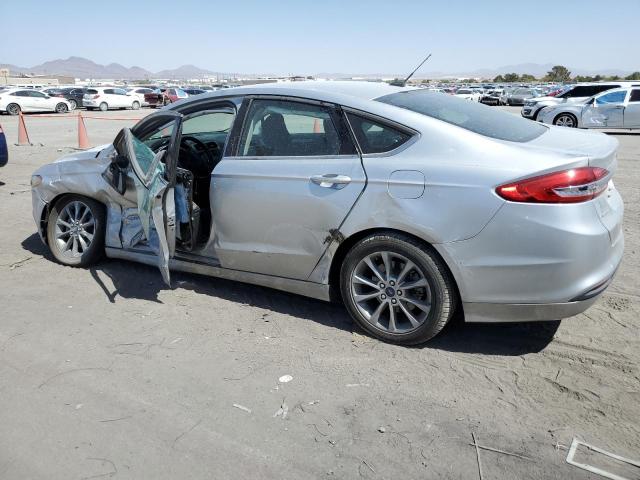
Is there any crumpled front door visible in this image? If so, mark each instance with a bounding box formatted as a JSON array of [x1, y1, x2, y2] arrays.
[[111, 111, 182, 284]]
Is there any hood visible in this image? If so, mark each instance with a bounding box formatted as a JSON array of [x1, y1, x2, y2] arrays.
[[529, 95, 586, 105], [35, 144, 114, 177], [53, 143, 112, 163]]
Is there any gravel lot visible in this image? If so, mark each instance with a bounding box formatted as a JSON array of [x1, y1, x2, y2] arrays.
[[0, 107, 638, 479]]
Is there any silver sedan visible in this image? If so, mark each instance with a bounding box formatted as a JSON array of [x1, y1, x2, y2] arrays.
[[30, 82, 624, 345], [538, 87, 640, 129]]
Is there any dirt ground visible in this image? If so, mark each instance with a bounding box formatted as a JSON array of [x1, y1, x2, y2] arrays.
[[0, 108, 638, 479]]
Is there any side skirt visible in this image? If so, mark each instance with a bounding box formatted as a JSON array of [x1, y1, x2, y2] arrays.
[[105, 247, 332, 302]]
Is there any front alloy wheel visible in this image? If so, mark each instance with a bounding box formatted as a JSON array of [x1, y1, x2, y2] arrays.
[[554, 114, 577, 128], [47, 195, 105, 267]]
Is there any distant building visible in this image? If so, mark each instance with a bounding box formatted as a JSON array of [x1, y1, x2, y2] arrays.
[[0, 69, 75, 87]]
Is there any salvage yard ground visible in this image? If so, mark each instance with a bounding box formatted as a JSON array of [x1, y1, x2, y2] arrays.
[[0, 107, 638, 479]]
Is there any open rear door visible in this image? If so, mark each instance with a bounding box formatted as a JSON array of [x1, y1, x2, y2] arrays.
[[111, 111, 183, 285]]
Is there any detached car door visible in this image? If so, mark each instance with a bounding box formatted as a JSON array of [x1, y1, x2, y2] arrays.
[[107, 111, 183, 284], [211, 96, 365, 280], [582, 90, 627, 128]]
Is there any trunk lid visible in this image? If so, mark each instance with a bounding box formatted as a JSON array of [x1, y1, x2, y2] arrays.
[[526, 126, 618, 171]]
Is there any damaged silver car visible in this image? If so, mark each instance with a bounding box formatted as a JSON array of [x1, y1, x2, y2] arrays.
[[31, 82, 624, 345]]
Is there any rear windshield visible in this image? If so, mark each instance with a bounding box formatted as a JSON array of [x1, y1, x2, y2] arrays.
[[376, 89, 546, 143]]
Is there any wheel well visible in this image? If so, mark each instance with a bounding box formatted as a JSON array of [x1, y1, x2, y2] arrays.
[[554, 112, 577, 123], [327, 228, 461, 307], [40, 193, 106, 244]]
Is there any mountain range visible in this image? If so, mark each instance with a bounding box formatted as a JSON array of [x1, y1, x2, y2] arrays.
[[0, 56, 217, 80], [1, 56, 635, 80]]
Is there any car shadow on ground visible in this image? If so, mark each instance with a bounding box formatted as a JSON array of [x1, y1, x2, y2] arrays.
[[22, 233, 559, 355]]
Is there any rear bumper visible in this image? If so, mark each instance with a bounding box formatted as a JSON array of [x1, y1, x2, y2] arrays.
[[463, 270, 616, 323], [435, 189, 624, 323]]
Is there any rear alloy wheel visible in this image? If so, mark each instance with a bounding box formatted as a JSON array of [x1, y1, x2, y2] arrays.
[[47, 195, 105, 267], [341, 233, 457, 345], [554, 113, 577, 128], [99, 102, 108, 112], [7, 103, 20, 115], [131, 101, 140, 110], [68, 99, 77, 110], [55, 103, 68, 114]]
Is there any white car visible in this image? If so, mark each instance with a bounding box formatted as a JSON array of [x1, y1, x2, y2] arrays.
[[454, 88, 481, 101], [83, 87, 142, 111], [126, 87, 154, 107], [0, 88, 71, 115], [538, 87, 640, 129]]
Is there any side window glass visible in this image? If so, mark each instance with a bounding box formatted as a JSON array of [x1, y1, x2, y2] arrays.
[[630, 90, 640, 102], [596, 91, 627, 105], [104, 89, 114, 95], [238, 99, 352, 157], [346, 113, 412, 154], [182, 111, 235, 135]]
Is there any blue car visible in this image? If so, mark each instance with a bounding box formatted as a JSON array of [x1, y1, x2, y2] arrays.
[[0, 124, 7, 167]]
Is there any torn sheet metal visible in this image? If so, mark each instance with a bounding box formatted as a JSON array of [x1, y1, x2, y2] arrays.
[[566, 438, 640, 480], [121, 208, 145, 249]]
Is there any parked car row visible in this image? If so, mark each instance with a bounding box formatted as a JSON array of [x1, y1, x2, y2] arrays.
[[0, 84, 209, 115]]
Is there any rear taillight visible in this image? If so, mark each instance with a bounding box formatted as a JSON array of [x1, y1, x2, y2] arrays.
[[496, 167, 610, 204]]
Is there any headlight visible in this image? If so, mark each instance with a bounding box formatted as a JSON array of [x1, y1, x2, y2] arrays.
[[524, 101, 535, 107], [31, 175, 42, 187]]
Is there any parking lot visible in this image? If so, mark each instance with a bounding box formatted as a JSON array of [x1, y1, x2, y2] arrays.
[[0, 107, 638, 479]]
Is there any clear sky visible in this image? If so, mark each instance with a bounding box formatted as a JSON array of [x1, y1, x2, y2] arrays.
[[1, 0, 638, 74]]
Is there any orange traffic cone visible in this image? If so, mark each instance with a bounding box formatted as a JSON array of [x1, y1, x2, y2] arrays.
[[313, 118, 322, 133], [77, 112, 90, 149], [17, 112, 31, 146]]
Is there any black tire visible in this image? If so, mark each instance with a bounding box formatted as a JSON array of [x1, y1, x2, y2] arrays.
[[68, 99, 77, 110], [55, 102, 68, 114], [47, 195, 105, 267], [7, 103, 21, 115], [553, 113, 578, 128], [340, 233, 457, 345], [131, 101, 140, 110], [99, 102, 108, 112]]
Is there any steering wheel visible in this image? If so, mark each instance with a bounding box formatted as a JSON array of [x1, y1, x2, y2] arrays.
[[180, 135, 217, 176]]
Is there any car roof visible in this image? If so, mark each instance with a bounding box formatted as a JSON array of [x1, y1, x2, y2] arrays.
[[596, 86, 638, 94], [189, 81, 411, 104]]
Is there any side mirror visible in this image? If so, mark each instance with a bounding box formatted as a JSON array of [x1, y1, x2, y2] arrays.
[[114, 154, 130, 169]]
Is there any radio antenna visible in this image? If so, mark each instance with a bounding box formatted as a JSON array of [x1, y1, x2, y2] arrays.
[[401, 53, 432, 86]]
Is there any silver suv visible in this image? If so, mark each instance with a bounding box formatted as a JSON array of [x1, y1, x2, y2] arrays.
[[522, 82, 640, 120]]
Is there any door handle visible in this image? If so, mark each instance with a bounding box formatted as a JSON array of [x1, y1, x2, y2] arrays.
[[310, 174, 352, 188]]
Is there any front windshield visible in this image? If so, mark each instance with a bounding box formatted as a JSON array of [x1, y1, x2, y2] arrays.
[[377, 89, 546, 143]]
